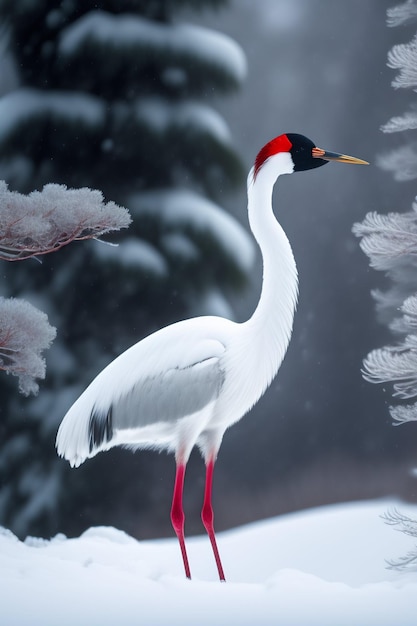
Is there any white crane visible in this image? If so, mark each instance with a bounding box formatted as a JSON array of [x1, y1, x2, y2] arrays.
[[56, 133, 368, 581]]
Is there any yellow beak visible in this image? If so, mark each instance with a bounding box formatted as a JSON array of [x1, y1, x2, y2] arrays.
[[312, 147, 369, 165]]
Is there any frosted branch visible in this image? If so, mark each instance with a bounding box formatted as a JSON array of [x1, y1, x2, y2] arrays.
[[0, 298, 56, 395], [387, 0, 417, 27], [382, 508, 417, 570], [388, 34, 417, 90], [0, 182, 131, 261], [382, 508, 417, 535], [381, 109, 417, 133], [352, 210, 417, 270], [377, 144, 417, 181], [390, 294, 417, 333], [390, 402, 417, 424], [362, 337, 417, 399]]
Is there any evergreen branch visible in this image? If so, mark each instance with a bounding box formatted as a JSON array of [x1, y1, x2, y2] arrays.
[[58, 11, 246, 93], [382, 508, 417, 570], [388, 33, 417, 90], [382, 109, 417, 133], [390, 402, 417, 424], [390, 294, 417, 333], [355, 1, 417, 574], [352, 210, 417, 270], [362, 339, 417, 399], [382, 508, 417, 535], [386, 551, 417, 569]]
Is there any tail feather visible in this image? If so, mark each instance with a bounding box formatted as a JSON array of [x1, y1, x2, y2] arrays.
[[56, 405, 89, 468], [56, 398, 114, 468]]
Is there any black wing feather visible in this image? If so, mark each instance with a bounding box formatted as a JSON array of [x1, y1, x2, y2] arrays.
[[88, 406, 113, 452]]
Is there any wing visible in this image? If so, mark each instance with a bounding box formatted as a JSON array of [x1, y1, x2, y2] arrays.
[[111, 356, 225, 430], [56, 321, 227, 467]]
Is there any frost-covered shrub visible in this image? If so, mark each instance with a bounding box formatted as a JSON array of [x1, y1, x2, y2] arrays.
[[0, 181, 131, 261], [352, 0, 417, 422], [382, 509, 417, 570], [0, 181, 130, 393], [353, 0, 417, 570], [0, 297, 56, 395]]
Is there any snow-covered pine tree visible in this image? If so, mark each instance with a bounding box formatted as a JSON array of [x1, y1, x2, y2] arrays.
[[353, 0, 417, 569], [0, 0, 252, 537]]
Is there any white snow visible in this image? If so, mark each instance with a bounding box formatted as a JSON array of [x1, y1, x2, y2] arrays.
[[135, 98, 232, 145], [92, 237, 168, 277], [0, 88, 105, 141], [190, 287, 234, 319], [1, 499, 416, 625], [59, 11, 247, 85], [160, 232, 199, 261], [129, 189, 255, 273]]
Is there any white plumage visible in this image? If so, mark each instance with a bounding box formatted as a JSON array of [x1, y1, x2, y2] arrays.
[[56, 134, 367, 581]]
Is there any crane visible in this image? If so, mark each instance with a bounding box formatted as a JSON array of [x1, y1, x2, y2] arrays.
[[56, 133, 368, 581]]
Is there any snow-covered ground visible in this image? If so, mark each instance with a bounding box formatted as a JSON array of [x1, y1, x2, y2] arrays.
[[1, 499, 416, 625]]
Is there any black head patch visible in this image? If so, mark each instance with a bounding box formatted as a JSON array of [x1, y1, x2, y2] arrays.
[[286, 133, 329, 172]]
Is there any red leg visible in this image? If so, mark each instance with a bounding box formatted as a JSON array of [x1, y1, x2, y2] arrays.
[[170, 462, 191, 579], [201, 458, 226, 581]]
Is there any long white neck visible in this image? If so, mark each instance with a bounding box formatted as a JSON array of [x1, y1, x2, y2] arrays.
[[244, 152, 299, 387]]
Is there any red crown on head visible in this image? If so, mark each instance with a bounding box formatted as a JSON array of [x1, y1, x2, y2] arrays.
[[253, 134, 292, 179]]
